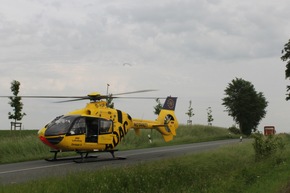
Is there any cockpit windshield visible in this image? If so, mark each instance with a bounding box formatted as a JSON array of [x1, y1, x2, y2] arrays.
[[45, 115, 79, 136]]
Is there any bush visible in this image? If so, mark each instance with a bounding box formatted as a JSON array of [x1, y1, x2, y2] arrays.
[[252, 133, 285, 162], [228, 125, 241, 134]]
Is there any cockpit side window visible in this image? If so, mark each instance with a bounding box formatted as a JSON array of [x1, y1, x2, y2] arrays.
[[99, 119, 112, 134], [69, 117, 86, 135]]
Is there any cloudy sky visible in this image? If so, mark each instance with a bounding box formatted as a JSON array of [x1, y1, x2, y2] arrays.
[[1, 0, 290, 133]]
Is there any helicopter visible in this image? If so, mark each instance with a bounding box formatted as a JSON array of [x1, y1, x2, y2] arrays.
[[33, 90, 179, 162]]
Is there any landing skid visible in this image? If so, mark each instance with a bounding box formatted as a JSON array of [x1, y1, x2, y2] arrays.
[[44, 150, 92, 162], [73, 155, 126, 163], [45, 149, 126, 162], [74, 150, 126, 163]]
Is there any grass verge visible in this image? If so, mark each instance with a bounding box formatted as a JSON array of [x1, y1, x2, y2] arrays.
[[1, 136, 290, 193]]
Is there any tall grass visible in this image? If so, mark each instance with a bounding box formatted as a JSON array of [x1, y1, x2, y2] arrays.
[[0, 130, 51, 163], [2, 136, 290, 193]]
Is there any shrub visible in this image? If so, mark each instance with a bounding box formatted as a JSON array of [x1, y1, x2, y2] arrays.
[[252, 133, 285, 162]]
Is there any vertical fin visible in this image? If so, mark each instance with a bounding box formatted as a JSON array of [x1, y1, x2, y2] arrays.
[[162, 97, 177, 110]]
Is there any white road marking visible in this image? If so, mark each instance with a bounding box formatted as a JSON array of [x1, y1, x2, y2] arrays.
[[0, 162, 73, 175]]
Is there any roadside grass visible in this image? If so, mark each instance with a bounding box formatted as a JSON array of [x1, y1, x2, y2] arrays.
[[0, 131, 50, 163], [2, 136, 290, 193], [0, 125, 238, 164], [0, 130, 75, 163]]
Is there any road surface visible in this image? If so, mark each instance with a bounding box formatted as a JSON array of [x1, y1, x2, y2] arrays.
[[0, 139, 244, 185]]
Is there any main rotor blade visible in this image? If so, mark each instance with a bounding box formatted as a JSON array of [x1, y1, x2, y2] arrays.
[[0, 89, 159, 103], [0, 90, 157, 99], [112, 89, 158, 96], [54, 98, 89, 103], [0, 96, 85, 99], [115, 96, 166, 99]]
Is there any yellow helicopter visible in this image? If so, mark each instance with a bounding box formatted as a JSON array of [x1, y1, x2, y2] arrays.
[[34, 90, 179, 162]]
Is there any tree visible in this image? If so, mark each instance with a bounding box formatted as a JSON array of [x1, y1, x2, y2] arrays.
[[153, 98, 162, 115], [222, 78, 268, 135], [281, 39, 290, 100], [185, 100, 194, 124], [207, 107, 214, 126], [8, 80, 26, 129]]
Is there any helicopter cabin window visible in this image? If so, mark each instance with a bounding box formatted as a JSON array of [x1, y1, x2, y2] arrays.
[[69, 117, 86, 135], [85, 118, 112, 142], [99, 119, 112, 134]]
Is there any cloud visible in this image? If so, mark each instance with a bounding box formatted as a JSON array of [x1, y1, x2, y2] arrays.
[[1, 0, 290, 132]]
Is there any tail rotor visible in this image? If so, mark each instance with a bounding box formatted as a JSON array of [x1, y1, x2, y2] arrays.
[[156, 97, 179, 141]]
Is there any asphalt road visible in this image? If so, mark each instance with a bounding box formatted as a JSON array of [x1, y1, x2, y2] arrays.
[[0, 139, 245, 185]]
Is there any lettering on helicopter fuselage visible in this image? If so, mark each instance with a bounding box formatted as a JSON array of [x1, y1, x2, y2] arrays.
[[133, 122, 148, 128], [95, 103, 105, 108], [71, 143, 82, 146], [71, 137, 82, 146], [106, 121, 129, 149], [72, 137, 82, 143]]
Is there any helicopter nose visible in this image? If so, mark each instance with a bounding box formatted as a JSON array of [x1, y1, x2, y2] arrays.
[[38, 127, 64, 149], [39, 135, 59, 149]]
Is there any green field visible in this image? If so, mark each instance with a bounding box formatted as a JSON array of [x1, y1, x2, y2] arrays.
[[1, 125, 290, 193]]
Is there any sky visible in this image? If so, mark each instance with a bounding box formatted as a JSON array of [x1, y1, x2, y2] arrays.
[[0, 0, 290, 133]]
